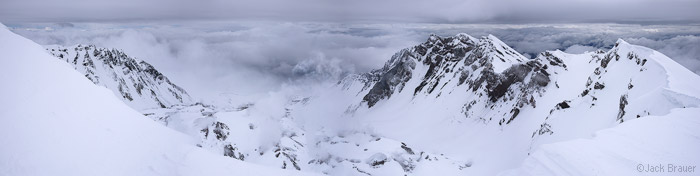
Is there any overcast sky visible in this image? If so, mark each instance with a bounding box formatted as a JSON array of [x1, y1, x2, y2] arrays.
[[1, 0, 699, 23], [3, 0, 700, 104]]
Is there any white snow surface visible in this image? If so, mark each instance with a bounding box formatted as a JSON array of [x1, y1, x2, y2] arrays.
[[502, 107, 700, 175], [2, 21, 699, 176], [0, 23, 318, 176]]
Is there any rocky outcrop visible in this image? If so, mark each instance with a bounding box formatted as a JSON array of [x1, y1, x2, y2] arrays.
[[342, 34, 559, 125], [46, 45, 193, 110]]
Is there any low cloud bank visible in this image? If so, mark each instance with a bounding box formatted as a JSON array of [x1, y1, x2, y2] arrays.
[[8, 22, 700, 101]]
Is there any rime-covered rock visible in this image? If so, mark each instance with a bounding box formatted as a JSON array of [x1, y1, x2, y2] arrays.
[[46, 45, 193, 110]]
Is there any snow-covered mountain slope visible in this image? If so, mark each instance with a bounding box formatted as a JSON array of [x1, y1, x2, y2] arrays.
[[0, 23, 317, 176], [321, 33, 700, 175], [44, 44, 193, 110], [503, 107, 700, 175]]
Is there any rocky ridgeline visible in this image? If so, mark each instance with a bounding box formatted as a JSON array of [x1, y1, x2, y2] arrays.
[[47, 45, 193, 110]]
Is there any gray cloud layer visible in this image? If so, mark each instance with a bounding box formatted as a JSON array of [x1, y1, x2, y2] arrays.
[[8, 22, 700, 102], [7, 22, 419, 100], [1, 0, 699, 22]]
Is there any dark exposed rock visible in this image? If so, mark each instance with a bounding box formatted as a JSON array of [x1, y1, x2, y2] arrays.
[[212, 122, 230, 141], [539, 123, 553, 135], [530, 72, 550, 87], [581, 89, 589, 97], [248, 123, 255, 130], [363, 49, 416, 107], [400, 143, 415, 155], [487, 64, 532, 102], [223, 144, 244, 160], [506, 108, 520, 124], [594, 82, 605, 90], [458, 70, 470, 85], [353, 166, 372, 176], [556, 101, 571, 109], [542, 52, 565, 68], [617, 94, 629, 123], [601, 52, 617, 68], [273, 143, 301, 170], [366, 153, 388, 167], [532, 123, 554, 138], [282, 152, 301, 170], [200, 128, 209, 138]]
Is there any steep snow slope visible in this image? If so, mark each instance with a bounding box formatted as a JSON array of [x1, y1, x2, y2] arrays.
[[0, 23, 316, 176], [44, 44, 194, 110], [503, 108, 700, 175]]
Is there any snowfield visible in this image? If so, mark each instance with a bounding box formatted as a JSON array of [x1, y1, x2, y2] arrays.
[[1, 21, 699, 176], [0, 23, 319, 176], [502, 107, 700, 175]]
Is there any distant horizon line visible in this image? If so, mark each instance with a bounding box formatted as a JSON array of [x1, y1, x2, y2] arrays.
[[3, 18, 700, 25]]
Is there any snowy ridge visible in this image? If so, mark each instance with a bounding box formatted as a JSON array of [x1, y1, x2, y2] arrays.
[[329, 34, 700, 175], [613, 39, 700, 98], [45, 45, 194, 110], [503, 108, 700, 175], [0, 23, 317, 176]]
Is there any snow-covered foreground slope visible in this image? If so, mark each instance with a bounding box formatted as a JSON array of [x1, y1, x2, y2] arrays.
[[0, 23, 317, 176], [503, 107, 700, 175]]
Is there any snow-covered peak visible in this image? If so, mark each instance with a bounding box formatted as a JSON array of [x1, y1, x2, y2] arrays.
[[345, 33, 548, 108], [615, 38, 629, 46], [427, 33, 441, 42], [610, 38, 649, 56], [478, 34, 528, 72], [485, 34, 506, 46], [606, 38, 700, 98], [455, 33, 476, 41], [45, 44, 194, 110]]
